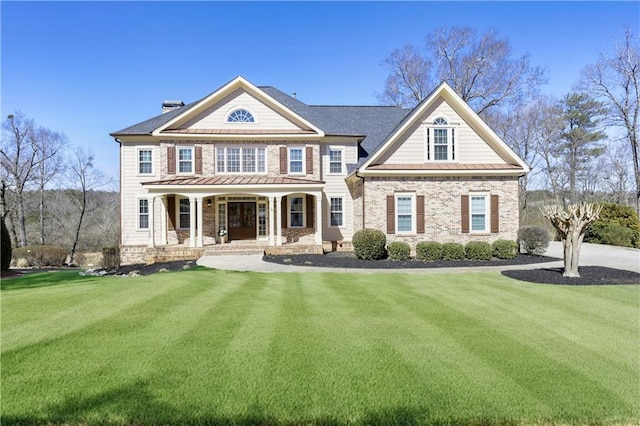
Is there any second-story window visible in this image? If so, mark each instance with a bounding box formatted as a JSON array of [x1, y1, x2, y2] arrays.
[[216, 147, 266, 174], [178, 147, 193, 173], [328, 148, 343, 174], [138, 149, 153, 175], [289, 147, 304, 174], [426, 117, 456, 161]]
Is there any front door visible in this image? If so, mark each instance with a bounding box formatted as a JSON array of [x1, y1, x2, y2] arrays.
[[228, 202, 257, 241]]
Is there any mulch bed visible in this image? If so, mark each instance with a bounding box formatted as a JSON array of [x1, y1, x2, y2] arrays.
[[502, 266, 640, 285], [263, 252, 557, 269], [98, 260, 197, 276]]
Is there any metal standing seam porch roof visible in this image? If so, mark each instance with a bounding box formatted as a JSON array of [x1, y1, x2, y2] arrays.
[[141, 176, 325, 186]]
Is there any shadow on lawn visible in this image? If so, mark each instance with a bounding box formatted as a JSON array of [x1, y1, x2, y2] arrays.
[[2, 379, 516, 426], [0, 270, 95, 291]]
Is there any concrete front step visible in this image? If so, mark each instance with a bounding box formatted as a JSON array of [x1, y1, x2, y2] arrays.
[[145, 243, 323, 264]]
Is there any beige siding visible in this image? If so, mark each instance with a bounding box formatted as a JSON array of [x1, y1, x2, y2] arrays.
[[120, 141, 159, 246], [177, 89, 306, 131], [320, 141, 357, 242], [378, 97, 505, 165]]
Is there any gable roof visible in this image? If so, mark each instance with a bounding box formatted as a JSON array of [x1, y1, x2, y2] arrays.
[[358, 82, 530, 173], [110, 77, 409, 156]]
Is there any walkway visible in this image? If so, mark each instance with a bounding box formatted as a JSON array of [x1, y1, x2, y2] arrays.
[[197, 242, 639, 274]]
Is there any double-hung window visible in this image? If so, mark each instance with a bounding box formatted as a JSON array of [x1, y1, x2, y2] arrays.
[[328, 148, 343, 174], [396, 193, 415, 234], [138, 149, 153, 175], [178, 147, 194, 173], [426, 117, 456, 161], [289, 196, 304, 227], [179, 198, 190, 229], [329, 196, 343, 227], [470, 194, 489, 233], [216, 146, 266, 174], [138, 199, 149, 229], [289, 147, 304, 174]]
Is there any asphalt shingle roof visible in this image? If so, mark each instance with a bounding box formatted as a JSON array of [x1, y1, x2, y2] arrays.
[[110, 85, 411, 171]]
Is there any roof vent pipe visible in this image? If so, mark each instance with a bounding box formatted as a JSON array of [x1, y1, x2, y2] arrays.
[[162, 100, 185, 113]]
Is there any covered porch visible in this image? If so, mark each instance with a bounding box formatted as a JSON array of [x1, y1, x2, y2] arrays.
[[141, 176, 325, 254]]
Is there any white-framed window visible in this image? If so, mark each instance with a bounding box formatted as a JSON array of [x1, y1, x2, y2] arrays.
[[227, 108, 255, 123], [329, 196, 344, 227], [289, 147, 304, 174], [426, 117, 456, 161], [216, 146, 266, 174], [137, 149, 153, 175], [396, 193, 416, 234], [177, 147, 194, 174], [288, 196, 305, 228], [328, 147, 343, 174], [470, 193, 489, 233], [138, 199, 149, 229], [178, 198, 190, 229], [258, 202, 267, 238]]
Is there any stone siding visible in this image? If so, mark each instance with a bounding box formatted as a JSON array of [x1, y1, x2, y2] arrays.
[[363, 176, 520, 245]]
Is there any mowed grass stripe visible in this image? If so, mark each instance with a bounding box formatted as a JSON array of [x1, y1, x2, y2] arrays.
[[1, 268, 638, 424], [391, 274, 638, 418]]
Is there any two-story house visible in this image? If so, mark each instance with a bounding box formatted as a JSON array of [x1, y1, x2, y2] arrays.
[[111, 76, 528, 265]]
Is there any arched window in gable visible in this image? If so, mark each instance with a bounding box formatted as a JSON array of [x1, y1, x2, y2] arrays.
[[227, 108, 255, 123], [426, 117, 456, 161]]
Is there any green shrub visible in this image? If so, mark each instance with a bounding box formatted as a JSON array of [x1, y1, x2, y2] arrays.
[[464, 241, 492, 260], [101, 247, 120, 270], [353, 229, 387, 260], [12, 245, 68, 267], [517, 226, 550, 255], [584, 203, 640, 248], [442, 242, 465, 261], [492, 239, 518, 259], [416, 241, 443, 261], [1, 217, 11, 271], [387, 241, 411, 261]]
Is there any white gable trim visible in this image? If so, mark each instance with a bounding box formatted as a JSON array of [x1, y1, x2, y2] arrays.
[[360, 82, 529, 172], [151, 76, 325, 137]]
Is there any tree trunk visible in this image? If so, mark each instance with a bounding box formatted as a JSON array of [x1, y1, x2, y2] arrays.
[[39, 185, 45, 245], [16, 192, 27, 247], [69, 191, 86, 265]]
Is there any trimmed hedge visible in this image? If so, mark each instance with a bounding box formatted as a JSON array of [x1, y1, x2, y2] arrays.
[[584, 203, 640, 248], [464, 241, 492, 260], [1, 217, 11, 271], [387, 241, 411, 261], [442, 242, 465, 261], [416, 241, 443, 261], [492, 239, 518, 259], [353, 229, 387, 260], [517, 226, 550, 255], [12, 245, 68, 267]]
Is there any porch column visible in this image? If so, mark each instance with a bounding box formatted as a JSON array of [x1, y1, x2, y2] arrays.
[[196, 196, 204, 247], [160, 196, 167, 245], [276, 195, 283, 246], [189, 197, 196, 247], [268, 196, 275, 246], [315, 192, 323, 245], [147, 196, 156, 248]]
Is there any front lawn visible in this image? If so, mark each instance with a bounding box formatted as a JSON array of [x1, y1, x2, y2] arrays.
[[2, 269, 638, 425]]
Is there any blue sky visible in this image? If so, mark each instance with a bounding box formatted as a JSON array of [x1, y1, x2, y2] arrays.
[[2, 1, 638, 182]]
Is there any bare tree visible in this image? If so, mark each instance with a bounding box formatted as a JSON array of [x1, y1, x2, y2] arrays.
[[0, 112, 37, 247], [580, 28, 640, 212], [542, 203, 603, 278], [32, 126, 68, 245], [68, 147, 107, 264], [379, 26, 546, 114], [601, 143, 632, 204]]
